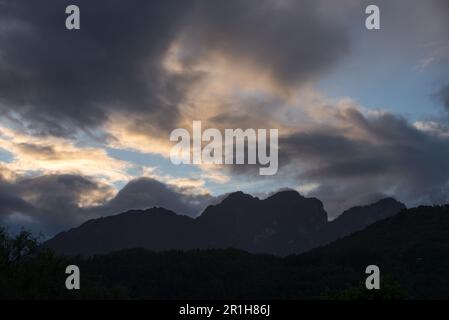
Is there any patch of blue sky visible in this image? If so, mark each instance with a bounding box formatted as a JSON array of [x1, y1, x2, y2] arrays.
[[316, 28, 449, 122], [0, 147, 13, 163], [106, 147, 202, 177], [318, 62, 448, 121]]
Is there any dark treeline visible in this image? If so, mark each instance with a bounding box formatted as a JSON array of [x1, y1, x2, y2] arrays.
[[2, 204, 449, 299]]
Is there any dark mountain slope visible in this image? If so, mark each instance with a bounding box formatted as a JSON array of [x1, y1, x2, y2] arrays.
[[321, 197, 406, 244], [287, 205, 449, 298], [45, 190, 405, 256], [46, 208, 200, 256]]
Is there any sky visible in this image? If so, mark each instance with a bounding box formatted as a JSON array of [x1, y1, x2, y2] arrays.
[[1, 0, 449, 236]]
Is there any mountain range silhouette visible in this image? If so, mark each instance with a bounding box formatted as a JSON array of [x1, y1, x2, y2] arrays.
[[45, 190, 405, 256]]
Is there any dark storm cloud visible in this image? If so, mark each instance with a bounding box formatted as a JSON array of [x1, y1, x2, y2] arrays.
[[0, 0, 192, 136], [279, 109, 449, 216], [91, 177, 213, 218], [0, 0, 350, 136], [0, 183, 35, 217], [178, 0, 350, 85], [14, 175, 108, 212], [0, 173, 214, 236], [0, 174, 113, 233]]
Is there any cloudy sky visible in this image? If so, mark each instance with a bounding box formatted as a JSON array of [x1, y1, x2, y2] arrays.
[[1, 0, 449, 236]]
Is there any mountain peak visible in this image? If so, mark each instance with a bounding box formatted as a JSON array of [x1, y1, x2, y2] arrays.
[[373, 197, 405, 207], [321, 197, 406, 245], [224, 191, 255, 200], [340, 197, 406, 217], [265, 189, 304, 201]]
